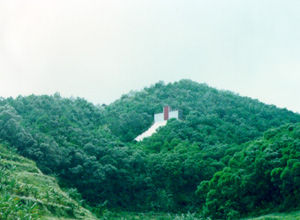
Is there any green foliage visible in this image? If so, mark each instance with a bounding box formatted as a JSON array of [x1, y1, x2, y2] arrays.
[[243, 210, 300, 220], [100, 211, 203, 220], [0, 144, 96, 219], [0, 80, 300, 218], [104, 80, 299, 143], [0, 194, 40, 220], [197, 123, 300, 219], [101, 80, 300, 212]]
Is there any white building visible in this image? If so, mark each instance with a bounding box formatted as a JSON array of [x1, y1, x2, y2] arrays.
[[154, 106, 179, 122], [135, 106, 179, 141]]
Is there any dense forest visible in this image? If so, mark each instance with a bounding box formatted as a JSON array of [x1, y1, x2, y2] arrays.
[[0, 79, 299, 219]]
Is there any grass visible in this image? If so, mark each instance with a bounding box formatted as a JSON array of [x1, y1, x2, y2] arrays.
[[101, 210, 300, 220], [243, 210, 300, 220]]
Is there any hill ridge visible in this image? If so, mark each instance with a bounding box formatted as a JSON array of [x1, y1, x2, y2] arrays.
[[0, 79, 299, 219]]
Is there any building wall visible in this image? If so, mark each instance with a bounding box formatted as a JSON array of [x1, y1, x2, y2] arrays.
[[154, 113, 164, 122], [164, 106, 170, 120], [154, 110, 178, 122], [169, 110, 179, 120]]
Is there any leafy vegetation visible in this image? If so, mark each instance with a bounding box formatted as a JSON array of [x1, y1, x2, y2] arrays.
[[104, 80, 299, 143], [100, 211, 202, 220], [243, 210, 300, 220], [0, 79, 299, 219], [0, 143, 96, 219], [197, 123, 300, 219]]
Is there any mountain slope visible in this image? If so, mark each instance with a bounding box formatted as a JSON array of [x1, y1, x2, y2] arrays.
[[0, 143, 96, 219], [196, 123, 300, 219], [0, 101, 150, 209], [0, 79, 299, 218], [104, 80, 300, 144], [101, 80, 300, 214]]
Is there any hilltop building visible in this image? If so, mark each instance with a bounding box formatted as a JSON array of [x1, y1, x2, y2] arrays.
[[135, 106, 179, 142], [154, 106, 179, 122]]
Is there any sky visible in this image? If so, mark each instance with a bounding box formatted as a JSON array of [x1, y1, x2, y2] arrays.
[[0, 0, 299, 113]]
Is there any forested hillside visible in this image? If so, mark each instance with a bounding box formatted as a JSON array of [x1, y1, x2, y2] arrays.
[[0, 80, 299, 219], [104, 80, 299, 143], [197, 123, 300, 219]]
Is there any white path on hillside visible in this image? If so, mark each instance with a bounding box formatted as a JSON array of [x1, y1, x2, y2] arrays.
[[135, 121, 167, 142]]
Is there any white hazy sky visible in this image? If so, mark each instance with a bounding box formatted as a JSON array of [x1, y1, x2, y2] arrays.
[[0, 0, 299, 112]]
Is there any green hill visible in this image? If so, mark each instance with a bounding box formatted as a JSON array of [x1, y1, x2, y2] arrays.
[[196, 123, 300, 219], [0, 79, 299, 218], [0, 143, 96, 219], [104, 80, 299, 143]]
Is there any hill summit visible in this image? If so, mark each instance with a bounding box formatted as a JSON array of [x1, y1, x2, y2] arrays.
[[104, 79, 299, 143], [0, 79, 299, 219]]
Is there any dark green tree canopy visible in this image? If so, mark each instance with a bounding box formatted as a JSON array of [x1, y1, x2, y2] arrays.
[[0, 80, 299, 218]]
